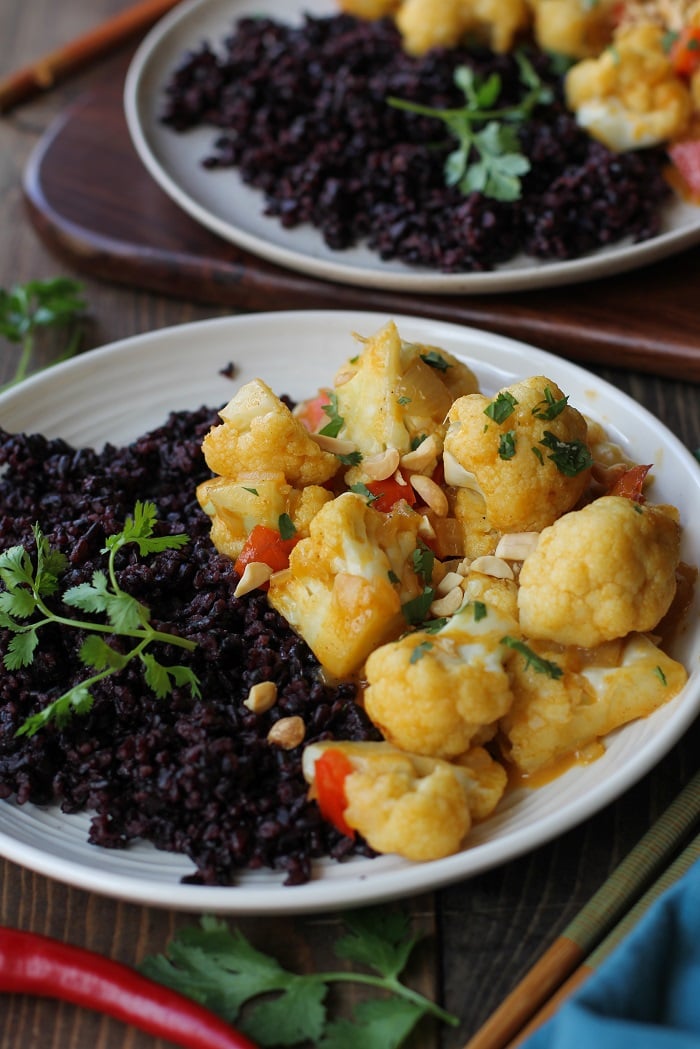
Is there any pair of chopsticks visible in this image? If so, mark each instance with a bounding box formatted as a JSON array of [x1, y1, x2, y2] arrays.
[[463, 769, 700, 1049], [0, 0, 183, 114]]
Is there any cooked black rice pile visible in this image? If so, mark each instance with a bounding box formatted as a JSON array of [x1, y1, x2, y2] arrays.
[[0, 409, 380, 886], [160, 13, 672, 272]]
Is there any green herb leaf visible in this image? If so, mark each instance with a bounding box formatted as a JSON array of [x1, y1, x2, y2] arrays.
[[0, 278, 86, 391], [419, 350, 451, 372], [387, 50, 551, 203], [278, 513, 296, 541], [319, 391, 345, 438], [498, 431, 517, 460], [539, 431, 593, 476], [350, 482, 380, 505], [1, 502, 199, 736], [501, 636, 563, 679], [402, 587, 435, 626], [484, 391, 518, 423], [140, 909, 457, 1049], [532, 387, 569, 420]]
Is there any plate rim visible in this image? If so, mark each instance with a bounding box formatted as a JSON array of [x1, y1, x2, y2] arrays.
[[0, 308, 698, 914], [122, 0, 700, 297]]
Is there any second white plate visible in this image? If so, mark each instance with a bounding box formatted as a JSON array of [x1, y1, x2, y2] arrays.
[[124, 0, 700, 295]]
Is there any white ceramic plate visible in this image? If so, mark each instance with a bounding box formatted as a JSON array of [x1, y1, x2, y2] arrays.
[[124, 0, 700, 296], [0, 310, 698, 914]]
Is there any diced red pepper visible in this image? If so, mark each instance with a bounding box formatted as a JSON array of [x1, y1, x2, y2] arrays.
[[314, 748, 356, 839], [366, 476, 417, 512], [234, 524, 299, 578], [671, 26, 700, 77], [295, 389, 332, 433], [608, 464, 652, 503], [668, 139, 700, 197]]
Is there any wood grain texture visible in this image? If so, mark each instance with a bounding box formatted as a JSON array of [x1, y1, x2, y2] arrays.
[[1, 6, 699, 1049], [22, 78, 700, 383]]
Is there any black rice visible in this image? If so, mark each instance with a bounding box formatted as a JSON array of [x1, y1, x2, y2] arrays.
[[0, 410, 380, 886], [160, 13, 672, 272]]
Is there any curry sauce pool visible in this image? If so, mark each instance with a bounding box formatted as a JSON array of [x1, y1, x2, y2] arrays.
[[0, 409, 379, 886]]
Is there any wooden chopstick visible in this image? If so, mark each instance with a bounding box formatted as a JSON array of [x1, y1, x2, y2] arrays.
[[462, 769, 700, 1049], [0, 0, 183, 114], [506, 831, 700, 1048]]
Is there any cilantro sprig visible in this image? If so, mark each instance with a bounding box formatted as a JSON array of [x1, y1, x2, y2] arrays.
[[387, 51, 552, 202], [0, 501, 200, 737], [0, 277, 86, 391], [141, 909, 458, 1048]]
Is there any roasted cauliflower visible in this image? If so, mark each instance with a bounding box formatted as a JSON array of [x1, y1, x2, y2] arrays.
[[501, 632, 688, 775], [396, 0, 530, 54], [528, 0, 617, 58], [268, 491, 426, 678], [363, 600, 518, 758], [333, 321, 478, 463], [444, 376, 592, 533], [202, 378, 341, 487], [518, 495, 682, 647], [302, 740, 506, 860], [565, 21, 693, 149]]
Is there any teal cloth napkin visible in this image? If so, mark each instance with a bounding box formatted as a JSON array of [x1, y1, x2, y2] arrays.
[[523, 860, 700, 1048]]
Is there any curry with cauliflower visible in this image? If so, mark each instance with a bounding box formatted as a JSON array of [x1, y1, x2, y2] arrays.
[[197, 320, 693, 864]]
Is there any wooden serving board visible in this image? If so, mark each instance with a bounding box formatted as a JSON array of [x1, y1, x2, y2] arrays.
[[23, 78, 700, 381]]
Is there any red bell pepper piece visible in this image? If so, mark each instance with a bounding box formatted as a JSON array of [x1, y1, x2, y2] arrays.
[[295, 389, 332, 432], [366, 476, 417, 513], [0, 926, 257, 1049], [234, 524, 299, 578], [314, 748, 356, 839], [607, 463, 652, 503], [668, 139, 700, 197], [670, 26, 700, 77]]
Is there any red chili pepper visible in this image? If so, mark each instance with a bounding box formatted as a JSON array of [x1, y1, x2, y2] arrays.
[[607, 463, 652, 503], [234, 523, 299, 578], [366, 476, 417, 513], [0, 927, 257, 1049], [314, 748, 356, 839]]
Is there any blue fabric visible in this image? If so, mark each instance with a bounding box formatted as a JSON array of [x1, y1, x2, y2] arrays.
[[523, 860, 700, 1048]]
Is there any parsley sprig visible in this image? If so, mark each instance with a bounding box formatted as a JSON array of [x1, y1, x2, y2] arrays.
[[0, 501, 200, 737], [141, 909, 458, 1048], [388, 51, 552, 202], [0, 277, 86, 391]]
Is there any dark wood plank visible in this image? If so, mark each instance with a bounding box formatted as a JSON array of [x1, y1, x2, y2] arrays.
[[23, 79, 700, 383]]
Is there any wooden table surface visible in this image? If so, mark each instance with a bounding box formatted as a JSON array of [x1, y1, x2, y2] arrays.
[[1, 4, 699, 1048]]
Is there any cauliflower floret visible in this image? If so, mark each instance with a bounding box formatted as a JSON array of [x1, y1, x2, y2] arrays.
[[501, 633, 688, 775], [363, 600, 518, 758], [565, 22, 694, 149], [334, 321, 478, 461], [396, 0, 530, 54], [302, 740, 507, 860], [444, 376, 592, 533], [197, 474, 332, 561], [337, 0, 400, 15], [202, 379, 340, 487], [268, 492, 426, 678], [529, 0, 617, 58], [518, 495, 681, 647]]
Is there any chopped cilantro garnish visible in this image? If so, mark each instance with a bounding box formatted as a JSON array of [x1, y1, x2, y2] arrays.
[[278, 513, 296, 540], [319, 390, 344, 438], [532, 387, 569, 420], [539, 431, 592, 477], [484, 391, 518, 423], [498, 431, 517, 460], [501, 636, 563, 679]]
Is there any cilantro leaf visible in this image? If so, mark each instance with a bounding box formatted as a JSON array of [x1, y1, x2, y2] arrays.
[[0, 277, 86, 391], [335, 909, 418, 980], [388, 50, 551, 202], [140, 910, 457, 1049], [319, 998, 426, 1049], [501, 636, 563, 679], [484, 391, 518, 423], [539, 431, 593, 476], [319, 391, 345, 438], [0, 502, 199, 736]]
